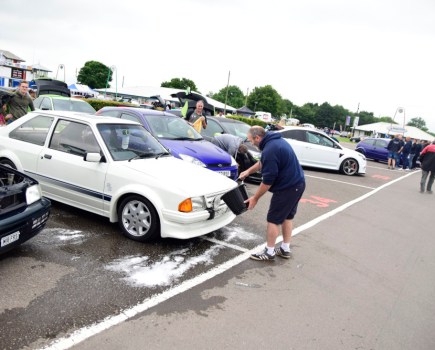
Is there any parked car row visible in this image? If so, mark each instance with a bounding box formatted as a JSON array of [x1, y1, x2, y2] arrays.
[[275, 126, 367, 176], [0, 88, 370, 255], [0, 111, 239, 247]]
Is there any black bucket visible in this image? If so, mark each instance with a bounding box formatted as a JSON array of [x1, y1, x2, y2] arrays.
[[222, 182, 249, 215]]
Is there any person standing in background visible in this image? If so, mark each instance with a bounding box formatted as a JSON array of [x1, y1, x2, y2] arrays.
[[418, 140, 435, 194], [5, 81, 35, 122], [401, 136, 412, 170]]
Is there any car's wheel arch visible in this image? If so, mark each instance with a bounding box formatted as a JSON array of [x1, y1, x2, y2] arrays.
[[0, 155, 22, 171], [355, 148, 366, 156], [109, 186, 164, 223]]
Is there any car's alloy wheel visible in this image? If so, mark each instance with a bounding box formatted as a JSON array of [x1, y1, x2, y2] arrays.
[[118, 195, 160, 242], [340, 158, 358, 176]]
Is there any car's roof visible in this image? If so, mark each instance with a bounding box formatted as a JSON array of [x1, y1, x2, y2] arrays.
[[278, 126, 322, 132], [207, 116, 246, 124], [100, 106, 178, 118], [24, 110, 140, 125], [36, 95, 89, 102]]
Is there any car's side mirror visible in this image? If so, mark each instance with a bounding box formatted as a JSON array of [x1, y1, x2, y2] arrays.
[[84, 152, 102, 162]]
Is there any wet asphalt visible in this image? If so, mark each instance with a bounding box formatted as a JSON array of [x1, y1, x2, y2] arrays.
[[1, 152, 434, 350]]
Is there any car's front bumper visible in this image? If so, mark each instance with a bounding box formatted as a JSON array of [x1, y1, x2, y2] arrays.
[[0, 197, 51, 255], [160, 206, 236, 239]]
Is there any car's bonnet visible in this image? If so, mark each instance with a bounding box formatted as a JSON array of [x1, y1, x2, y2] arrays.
[[120, 156, 237, 196], [159, 139, 231, 164]]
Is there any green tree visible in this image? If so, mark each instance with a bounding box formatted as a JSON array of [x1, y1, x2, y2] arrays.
[[355, 111, 376, 126], [315, 102, 339, 127], [407, 117, 428, 131], [161, 78, 198, 92], [294, 103, 318, 125], [247, 85, 283, 118], [281, 99, 295, 118], [210, 85, 245, 108], [377, 116, 396, 124], [77, 61, 112, 89]]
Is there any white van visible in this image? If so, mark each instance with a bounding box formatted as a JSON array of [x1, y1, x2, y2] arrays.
[[254, 111, 273, 122]]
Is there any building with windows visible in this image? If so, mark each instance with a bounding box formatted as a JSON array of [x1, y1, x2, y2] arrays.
[[0, 49, 52, 87]]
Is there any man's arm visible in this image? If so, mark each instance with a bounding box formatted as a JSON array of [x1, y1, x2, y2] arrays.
[[239, 161, 261, 180], [29, 98, 35, 112]]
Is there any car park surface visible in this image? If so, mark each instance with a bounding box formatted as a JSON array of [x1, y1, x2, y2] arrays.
[[0, 150, 432, 350], [0, 165, 51, 254], [96, 107, 239, 180], [275, 126, 367, 176], [0, 111, 238, 242]]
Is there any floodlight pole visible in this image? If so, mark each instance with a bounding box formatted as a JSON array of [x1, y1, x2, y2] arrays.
[[56, 64, 65, 81], [223, 70, 230, 115]]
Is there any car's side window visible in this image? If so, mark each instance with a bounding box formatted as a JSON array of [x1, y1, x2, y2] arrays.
[[40, 98, 52, 110], [50, 120, 101, 156], [281, 130, 306, 141], [307, 132, 334, 147], [363, 139, 375, 146], [9, 115, 54, 146], [201, 119, 224, 138], [120, 113, 140, 123], [375, 139, 388, 148]]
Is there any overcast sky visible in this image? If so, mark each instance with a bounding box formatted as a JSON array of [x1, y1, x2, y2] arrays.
[[2, 0, 435, 132]]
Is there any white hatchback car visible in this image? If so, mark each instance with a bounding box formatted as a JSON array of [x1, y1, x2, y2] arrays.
[[275, 127, 366, 176], [0, 111, 237, 242]]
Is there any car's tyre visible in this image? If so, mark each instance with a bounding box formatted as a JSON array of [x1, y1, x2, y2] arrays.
[[117, 195, 160, 242], [0, 158, 17, 169], [340, 158, 359, 176]]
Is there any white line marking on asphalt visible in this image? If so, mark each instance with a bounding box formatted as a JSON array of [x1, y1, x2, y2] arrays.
[[203, 237, 249, 252], [305, 174, 376, 189], [40, 171, 416, 350]]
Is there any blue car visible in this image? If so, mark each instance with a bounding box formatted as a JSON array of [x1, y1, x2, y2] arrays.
[[355, 137, 390, 162], [96, 107, 238, 180]]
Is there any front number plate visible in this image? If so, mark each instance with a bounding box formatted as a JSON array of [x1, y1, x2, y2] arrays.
[[217, 171, 231, 177], [1, 231, 20, 247]]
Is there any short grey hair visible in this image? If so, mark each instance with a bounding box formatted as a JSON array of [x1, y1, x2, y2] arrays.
[[248, 126, 266, 139]]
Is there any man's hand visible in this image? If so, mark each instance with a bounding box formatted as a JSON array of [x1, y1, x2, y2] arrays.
[[5, 114, 13, 120], [239, 170, 250, 180], [244, 196, 258, 210]]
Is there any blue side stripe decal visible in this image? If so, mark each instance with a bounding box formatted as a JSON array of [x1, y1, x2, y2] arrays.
[[26, 171, 112, 202]]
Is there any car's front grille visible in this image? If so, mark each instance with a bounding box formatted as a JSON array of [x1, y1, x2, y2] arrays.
[[0, 188, 26, 214], [206, 163, 231, 168], [204, 190, 227, 209]]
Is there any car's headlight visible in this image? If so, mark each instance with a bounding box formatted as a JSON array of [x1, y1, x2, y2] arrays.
[[230, 156, 237, 167], [357, 153, 366, 160], [178, 154, 206, 167], [178, 196, 206, 212], [26, 184, 42, 205], [249, 150, 261, 160]]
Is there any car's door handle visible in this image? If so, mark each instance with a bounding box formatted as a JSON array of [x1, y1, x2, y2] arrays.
[[44, 154, 52, 159]]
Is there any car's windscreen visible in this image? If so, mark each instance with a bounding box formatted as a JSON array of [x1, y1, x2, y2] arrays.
[[221, 121, 250, 139], [97, 124, 168, 161], [52, 99, 96, 113], [145, 114, 202, 140]]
